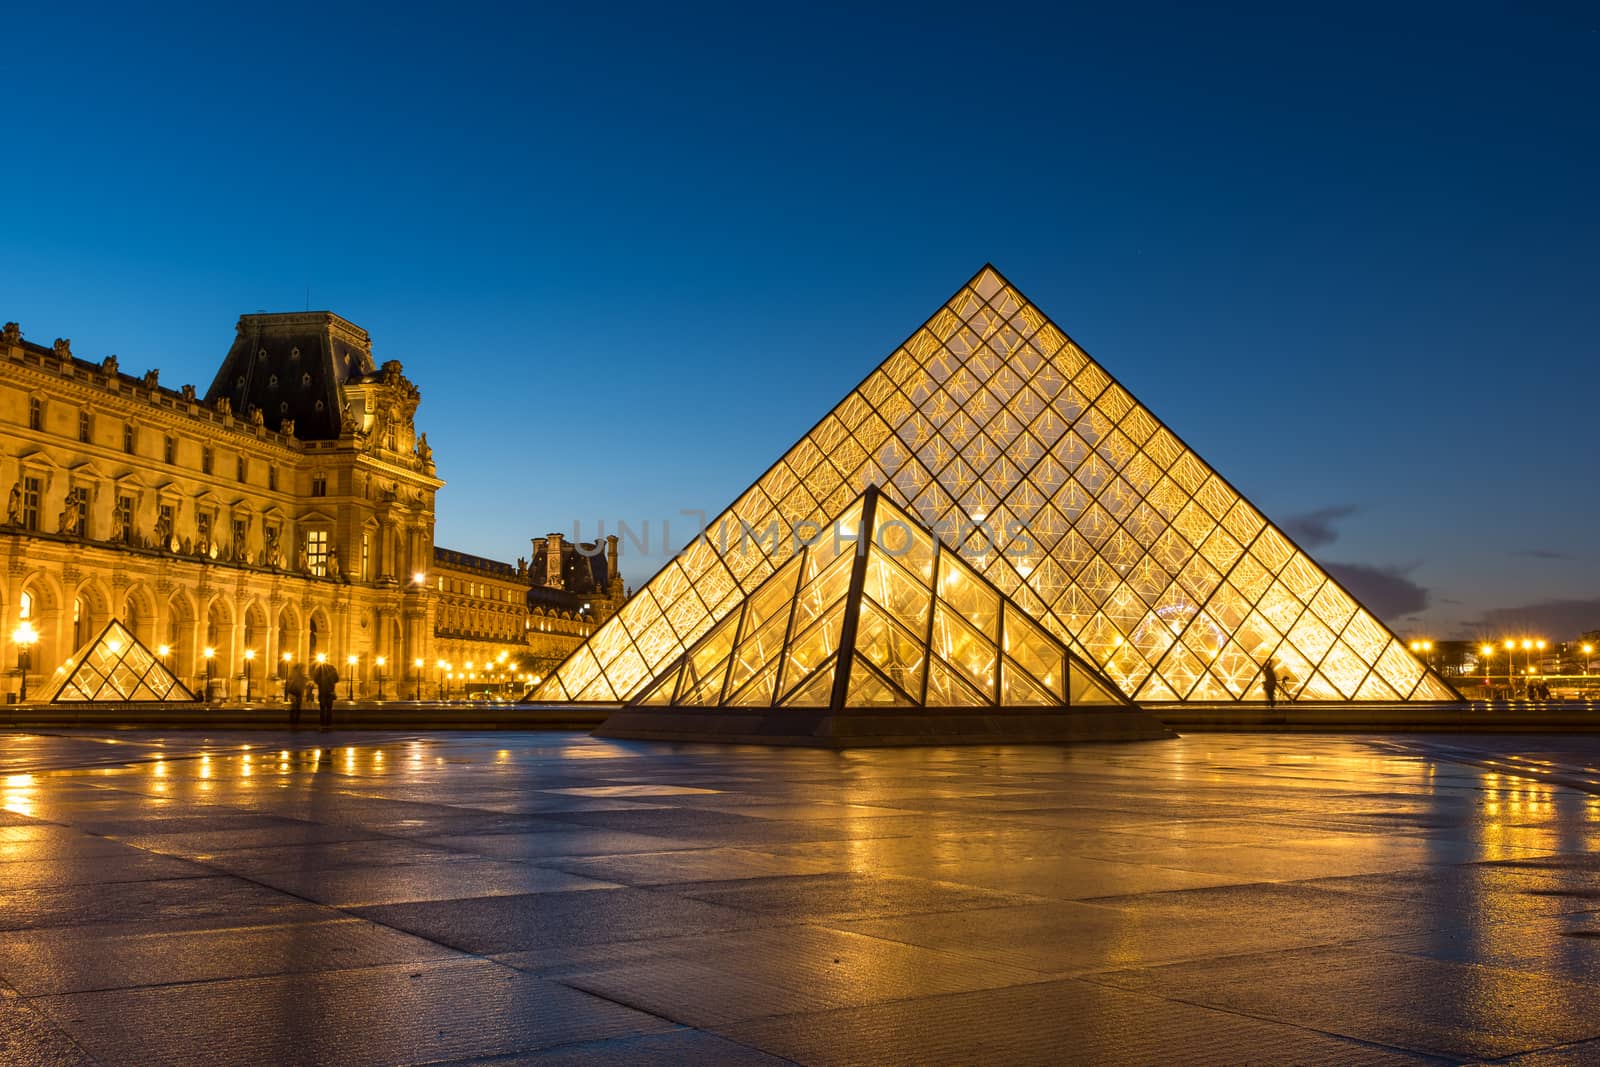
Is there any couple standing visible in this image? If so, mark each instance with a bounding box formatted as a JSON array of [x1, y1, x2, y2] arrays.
[[284, 660, 340, 729]]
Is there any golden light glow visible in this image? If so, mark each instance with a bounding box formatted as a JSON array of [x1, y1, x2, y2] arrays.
[[282, 652, 293, 662], [243, 649, 255, 661], [376, 656, 386, 667], [158, 644, 171, 657], [315, 652, 327, 664], [347, 654, 358, 666], [532, 267, 1455, 705], [203, 647, 215, 660], [11, 621, 38, 647]]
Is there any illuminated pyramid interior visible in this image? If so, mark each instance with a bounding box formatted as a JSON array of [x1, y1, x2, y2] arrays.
[[546, 265, 1459, 708], [50, 619, 196, 703]]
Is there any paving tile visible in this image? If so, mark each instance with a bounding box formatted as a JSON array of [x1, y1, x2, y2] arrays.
[[716, 977, 1443, 1066], [0, 852, 215, 890], [354, 888, 795, 954], [253, 860, 622, 907], [29, 958, 674, 1067], [557, 924, 1050, 1027], [444, 1027, 792, 1065], [0, 987, 98, 1067], [545, 846, 841, 886], [0, 916, 463, 995], [662, 871, 1039, 921], [1090, 945, 1600, 1060], [0, 874, 334, 932], [416, 829, 701, 860]]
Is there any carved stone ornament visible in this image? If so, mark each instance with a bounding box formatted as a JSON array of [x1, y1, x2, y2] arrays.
[[181, 384, 196, 402], [52, 338, 71, 359], [1, 322, 20, 345], [215, 396, 232, 416], [143, 369, 159, 390], [280, 418, 295, 437], [5, 483, 19, 526], [249, 406, 264, 426], [101, 354, 119, 376]]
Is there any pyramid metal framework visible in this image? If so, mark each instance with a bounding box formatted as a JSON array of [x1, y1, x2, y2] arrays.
[[632, 486, 1129, 713], [49, 619, 196, 703], [538, 266, 1459, 705]]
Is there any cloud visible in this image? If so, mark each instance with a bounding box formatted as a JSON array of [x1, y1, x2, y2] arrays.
[[1281, 505, 1358, 549], [1322, 561, 1429, 621], [1457, 598, 1600, 640], [1512, 548, 1572, 561]]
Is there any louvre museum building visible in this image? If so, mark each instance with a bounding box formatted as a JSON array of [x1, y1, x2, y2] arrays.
[[0, 314, 623, 703]]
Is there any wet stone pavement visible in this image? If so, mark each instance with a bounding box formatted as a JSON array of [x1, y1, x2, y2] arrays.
[[4, 731, 1600, 1065]]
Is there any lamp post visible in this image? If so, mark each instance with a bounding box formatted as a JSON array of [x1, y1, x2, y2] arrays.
[[436, 659, 447, 700], [203, 646, 216, 703], [346, 654, 358, 700], [412, 657, 423, 701], [1584, 644, 1595, 676], [243, 649, 255, 703], [375, 656, 386, 700], [12, 621, 38, 702]]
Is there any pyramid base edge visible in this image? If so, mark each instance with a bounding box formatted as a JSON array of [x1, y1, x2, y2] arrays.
[[591, 707, 1176, 747]]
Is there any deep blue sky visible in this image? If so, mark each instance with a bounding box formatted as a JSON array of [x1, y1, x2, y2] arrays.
[[5, 5, 1596, 640]]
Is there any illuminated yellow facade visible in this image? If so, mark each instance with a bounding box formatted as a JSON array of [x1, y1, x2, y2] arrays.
[[632, 488, 1126, 710], [540, 266, 1458, 704]]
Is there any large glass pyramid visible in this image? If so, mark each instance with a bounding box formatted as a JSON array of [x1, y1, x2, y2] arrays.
[[49, 619, 196, 703], [631, 486, 1128, 713], [540, 265, 1459, 705]]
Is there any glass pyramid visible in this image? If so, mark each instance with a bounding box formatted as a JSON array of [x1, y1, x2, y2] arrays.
[[631, 487, 1127, 712], [539, 265, 1459, 705], [49, 619, 196, 703]]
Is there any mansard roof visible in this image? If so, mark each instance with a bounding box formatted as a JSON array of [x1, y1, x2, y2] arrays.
[[205, 312, 376, 441]]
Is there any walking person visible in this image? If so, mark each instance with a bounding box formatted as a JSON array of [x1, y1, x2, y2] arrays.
[[285, 663, 308, 729], [312, 657, 339, 731], [1263, 660, 1278, 708]]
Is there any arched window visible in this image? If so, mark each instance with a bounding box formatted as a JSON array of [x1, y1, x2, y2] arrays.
[[19, 591, 33, 620]]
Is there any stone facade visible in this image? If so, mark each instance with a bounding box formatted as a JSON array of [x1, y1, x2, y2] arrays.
[[0, 313, 621, 702]]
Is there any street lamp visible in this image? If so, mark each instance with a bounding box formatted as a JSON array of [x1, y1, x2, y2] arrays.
[[12, 621, 38, 702], [243, 649, 255, 703], [412, 657, 423, 701], [203, 646, 216, 702], [436, 659, 447, 700], [375, 656, 386, 700], [346, 654, 358, 700], [1584, 644, 1595, 676]]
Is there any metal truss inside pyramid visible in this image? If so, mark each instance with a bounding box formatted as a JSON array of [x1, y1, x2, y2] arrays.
[[50, 619, 196, 703], [539, 266, 1459, 705], [632, 486, 1128, 712]]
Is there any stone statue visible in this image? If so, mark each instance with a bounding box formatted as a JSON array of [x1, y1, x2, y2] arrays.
[[215, 396, 231, 416], [52, 338, 71, 359], [297, 547, 309, 573], [57, 495, 81, 535], [264, 527, 282, 568], [1, 322, 20, 345], [110, 506, 126, 544], [327, 546, 341, 580], [181, 536, 193, 556], [181, 384, 196, 402], [340, 404, 357, 434], [516, 556, 527, 578], [279, 418, 296, 437], [101, 354, 118, 376], [415, 432, 432, 463], [154, 510, 172, 549], [249, 406, 264, 426], [143, 369, 160, 390], [5, 482, 20, 525]]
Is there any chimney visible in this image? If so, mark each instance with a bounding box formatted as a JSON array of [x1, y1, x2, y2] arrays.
[[605, 534, 619, 581], [545, 532, 564, 589]]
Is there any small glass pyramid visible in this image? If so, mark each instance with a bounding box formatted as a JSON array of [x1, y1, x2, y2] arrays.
[[540, 265, 1460, 705], [631, 487, 1127, 712], [49, 619, 196, 703]]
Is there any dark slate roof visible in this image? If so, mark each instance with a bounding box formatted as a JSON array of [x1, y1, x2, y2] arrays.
[[434, 547, 518, 578], [204, 313, 376, 440], [530, 540, 611, 596]]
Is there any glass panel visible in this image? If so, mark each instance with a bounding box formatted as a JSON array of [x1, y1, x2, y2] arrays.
[[864, 554, 933, 636], [855, 601, 927, 702], [925, 657, 988, 707], [676, 654, 730, 706], [1070, 661, 1122, 705], [726, 611, 790, 697], [1354, 672, 1400, 701], [1318, 640, 1370, 699], [1374, 638, 1426, 696], [937, 552, 1000, 639], [782, 602, 847, 697], [793, 551, 855, 634], [726, 658, 782, 707], [780, 657, 837, 707], [846, 659, 914, 708], [931, 603, 997, 698], [1002, 605, 1065, 699], [1000, 659, 1056, 706], [636, 666, 682, 706], [872, 495, 938, 581], [740, 556, 802, 641]]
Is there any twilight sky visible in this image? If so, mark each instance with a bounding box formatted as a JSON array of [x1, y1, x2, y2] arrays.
[[3, 5, 1596, 641]]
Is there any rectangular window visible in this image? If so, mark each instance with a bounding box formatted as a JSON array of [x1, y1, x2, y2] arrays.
[[311, 474, 327, 497], [158, 503, 175, 548], [163, 436, 175, 464], [268, 466, 278, 491], [29, 398, 42, 431], [306, 530, 329, 577], [116, 495, 134, 543], [201, 447, 213, 475], [78, 410, 91, 443], [123, 423, 135, 454], [236, 456, 246, 483], [361, 533, 371, 581], [22, 476, 42, 531]]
